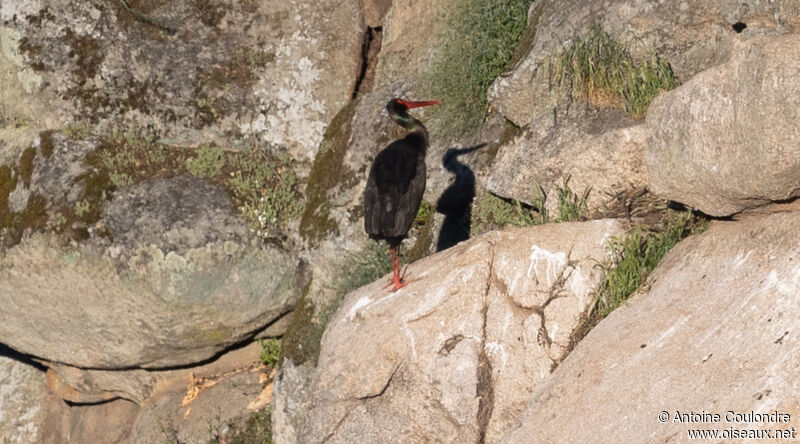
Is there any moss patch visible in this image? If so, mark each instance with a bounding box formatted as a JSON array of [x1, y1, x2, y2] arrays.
[[278, 284, 321, 366], [299, 100, 359, 244], [193, 47, 273, 126], [228, 408, 274, 444], [1, 194, 48, 249], [39, 130, 57, 158], [86, 129, 303, 240], [0, 165, 16, 213], [18, 147, 36, 187]]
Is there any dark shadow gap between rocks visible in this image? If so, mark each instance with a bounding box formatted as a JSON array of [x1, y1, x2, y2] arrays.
[[0, 342, 48, 372], [351, 26, 383, 99]]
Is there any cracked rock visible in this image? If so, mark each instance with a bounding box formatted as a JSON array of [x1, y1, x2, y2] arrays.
[[272, 219, 627, 443], [501, 211, 800, 443]]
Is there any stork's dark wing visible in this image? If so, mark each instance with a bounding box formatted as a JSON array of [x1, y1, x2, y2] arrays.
[[364, 139, 426, 241]]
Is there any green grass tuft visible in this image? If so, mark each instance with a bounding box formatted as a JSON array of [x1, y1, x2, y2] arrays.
[[471, 176, 591, 235], [471, 193, 541, 236], [554, 175, 590, 222], [593, 211, 696, 318], [552, 24, 679, 117], [426, 0, 534, 138]]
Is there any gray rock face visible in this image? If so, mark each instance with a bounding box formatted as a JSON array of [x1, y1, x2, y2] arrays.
[[67, 399, 139, 444], [273, 220, 627, 443], [103, 176, 250, 254], [486, 108, 647, 217], [1, 131, 96, 217], [0, 0, 363, 159], [489, 0, 800, 128], [26, 132, 97, 209], [0, 234, 298, 369], [0, 354, 68, 444], [501, 211, 800, 443], [646, 34, 800, 217]]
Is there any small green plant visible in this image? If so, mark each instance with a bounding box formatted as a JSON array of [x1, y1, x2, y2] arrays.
[[63, 124, 90, 139], [186, 145, 225, 178], [227, 147, 303, 239], [593, 211, 694, 318], [426, 0, 534, 138], [46, 211, 67, 232], [108, 171, 133, 187], [75, 199, 91, 218], [258, 338, 281, 368], [552, 24, 679, 117], [554, 176, 590, 222]]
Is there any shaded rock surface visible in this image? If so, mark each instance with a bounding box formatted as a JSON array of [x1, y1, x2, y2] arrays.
[[646, 34, 800, 217], [274, 220, 627, 443], [489, 0, 800, 128], [43, 341, 266, 406], [0, 234, 298, 369], [0, 0, 363, 159], [128, 342, 267, 444], [67, 399, 138, 444], [486, 108, 647, 217], [0, 353, 68, 444], [102, 175, 250, 254], [501, 210, 800, 443]]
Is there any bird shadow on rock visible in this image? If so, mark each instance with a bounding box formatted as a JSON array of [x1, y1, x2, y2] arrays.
[[435, 144, 485, 252]]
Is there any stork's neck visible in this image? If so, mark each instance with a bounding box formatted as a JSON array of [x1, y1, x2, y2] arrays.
[[393, 113, 429, 146]]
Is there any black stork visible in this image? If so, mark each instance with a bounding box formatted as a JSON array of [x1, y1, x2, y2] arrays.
[[364, 98, 441, 292]]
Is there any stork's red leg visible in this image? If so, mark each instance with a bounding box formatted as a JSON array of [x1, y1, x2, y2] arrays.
[[388, 246, 408, 292]]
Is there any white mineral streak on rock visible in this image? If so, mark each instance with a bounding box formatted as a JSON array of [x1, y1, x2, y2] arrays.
[[527, 245, 568, 286]]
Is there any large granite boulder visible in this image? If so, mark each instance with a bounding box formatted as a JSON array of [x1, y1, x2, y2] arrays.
[[646, 34, 800, 217], [489, 0, 800, 128], [486, 108, 647, 217], [501, 210, 800, 443], [0, 0, 363, 159], [273, 219, 628, 443], [0, 173, 302, 372], [0, 232, 297, 369]]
